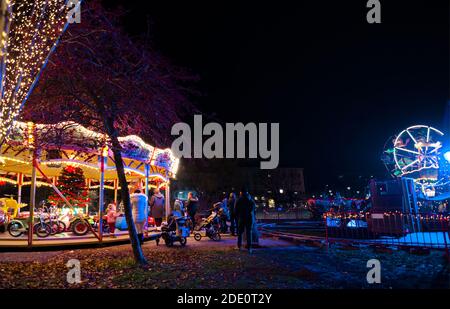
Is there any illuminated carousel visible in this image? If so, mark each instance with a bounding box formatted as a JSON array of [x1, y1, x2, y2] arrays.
[[0, 121, 179, 248]]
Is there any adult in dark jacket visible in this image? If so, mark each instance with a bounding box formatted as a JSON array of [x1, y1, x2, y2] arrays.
[[227, 193, 237, 236], [185, 192, 199, 226], [235, 188, 256, 253], [149, 188, 165, 227]]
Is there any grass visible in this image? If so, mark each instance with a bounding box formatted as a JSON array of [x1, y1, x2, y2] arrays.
[[0, 238, 448, 289]]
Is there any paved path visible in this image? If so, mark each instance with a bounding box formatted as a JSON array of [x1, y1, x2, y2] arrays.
[[0, 231, 158, 249]]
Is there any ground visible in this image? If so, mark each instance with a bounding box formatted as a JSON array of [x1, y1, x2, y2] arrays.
[[0, 236, 449, 289]]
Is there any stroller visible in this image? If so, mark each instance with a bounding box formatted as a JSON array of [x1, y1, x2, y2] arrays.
[[193, 208, 221, 241], [160, 211, 190, 247]]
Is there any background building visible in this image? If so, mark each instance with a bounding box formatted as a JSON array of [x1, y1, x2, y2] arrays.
[[173, 159, 306, 210]]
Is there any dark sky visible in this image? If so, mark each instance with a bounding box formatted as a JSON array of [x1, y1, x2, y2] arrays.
[[106, 0, 449, 192]]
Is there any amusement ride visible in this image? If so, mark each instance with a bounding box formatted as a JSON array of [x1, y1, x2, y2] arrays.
[[382, 124, 450, 203]]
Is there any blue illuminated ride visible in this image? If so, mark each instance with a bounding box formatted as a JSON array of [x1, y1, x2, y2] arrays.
[[382, 125, 450, 201]]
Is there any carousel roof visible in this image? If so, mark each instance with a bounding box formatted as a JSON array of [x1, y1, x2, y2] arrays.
[[0, 121, 179, 181]]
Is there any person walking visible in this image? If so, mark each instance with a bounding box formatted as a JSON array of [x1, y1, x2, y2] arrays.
[[235, 188, 256, 253], [149, 188, 165, 228], [227, 192, 237, 236], [131, 189, 148, 245]]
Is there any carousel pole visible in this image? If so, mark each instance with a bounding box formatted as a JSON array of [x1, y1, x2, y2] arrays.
[[84, 178, 89, 214], [87, 178, 92, 214], [28, 155, 37, 247], [98, 147, 107, 242], [16, 173, 22, 206], [113, 179, 118, 204], [165, 177, 171, 221], [145, 163, 150, 199], [27, 122, 36, 247]]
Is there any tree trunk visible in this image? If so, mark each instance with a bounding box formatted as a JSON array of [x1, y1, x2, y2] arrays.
[[109, 133, 148, 266]]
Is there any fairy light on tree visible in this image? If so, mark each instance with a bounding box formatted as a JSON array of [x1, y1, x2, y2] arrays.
[[23, 0, 195, 265], [0, 0, 70, 144], [0, 0, 11, 57]]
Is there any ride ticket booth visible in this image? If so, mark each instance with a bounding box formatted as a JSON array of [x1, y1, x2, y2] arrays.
[[0, 121, 179, 248]]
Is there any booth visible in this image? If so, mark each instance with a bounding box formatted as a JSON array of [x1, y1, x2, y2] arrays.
[[0, 121, 179, 248]]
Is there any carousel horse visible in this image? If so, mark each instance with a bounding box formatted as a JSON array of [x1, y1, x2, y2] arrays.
[[0, 195, 26, 219]]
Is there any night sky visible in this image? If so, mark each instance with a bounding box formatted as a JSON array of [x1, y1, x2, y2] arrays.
[[106, 0, 449, 192]]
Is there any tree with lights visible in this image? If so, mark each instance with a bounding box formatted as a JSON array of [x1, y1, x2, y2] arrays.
[[23, 0, 196, 265], [48, 165, 89, 207], [0, 0, 69, 144]]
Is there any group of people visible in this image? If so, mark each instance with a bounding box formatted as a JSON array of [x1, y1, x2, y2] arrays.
[[224, 188, 258, 253], [209, 189, 258, 253], [173, 192, 200, 224], [105, 187, 258, 253], [105, 188, 166, 243]]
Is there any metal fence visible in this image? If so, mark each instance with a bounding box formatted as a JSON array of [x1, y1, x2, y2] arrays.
[[256, 208, 312, 221], [324, 211, 450, 251]]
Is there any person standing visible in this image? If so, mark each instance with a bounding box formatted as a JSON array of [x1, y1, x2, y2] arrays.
[[106, 203, 120, 238], [185, 192, 199, 228], [228, 192, 237, 236], [219, 195, 230, 233], [149, 188, 165, 227], [131, 189, 148, 245], [173, 199, 185, 216], [235, 188, 256, 253]]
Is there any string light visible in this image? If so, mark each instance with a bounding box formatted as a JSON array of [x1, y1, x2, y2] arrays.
[[0, 0, 69, 143], [0, 175, 16, 184], [0, 154, 29, 164], [41, 159, 99, 171], [6, 120, 180, 176], [22, 180, 52, 187], [0, 0, 11, 57]]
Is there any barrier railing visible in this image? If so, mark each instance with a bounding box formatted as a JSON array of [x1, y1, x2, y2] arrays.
[[324, 211, 450, 252], [256, 209, 312, 221]]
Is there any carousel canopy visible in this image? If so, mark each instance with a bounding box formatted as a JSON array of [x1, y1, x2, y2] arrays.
[[0, 121, 179, 182]]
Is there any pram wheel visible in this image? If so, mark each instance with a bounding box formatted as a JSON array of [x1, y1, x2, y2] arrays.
[[212, 233, 221, 242], [165, 239, 174, 247], [180, 237, 187, 246], [194, 233, 202, 241]]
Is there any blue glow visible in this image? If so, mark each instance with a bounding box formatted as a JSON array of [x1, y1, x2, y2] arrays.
[[444, 151, 450, 162]]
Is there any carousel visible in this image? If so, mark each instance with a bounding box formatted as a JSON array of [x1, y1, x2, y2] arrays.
[[0, 121, 179, 249]]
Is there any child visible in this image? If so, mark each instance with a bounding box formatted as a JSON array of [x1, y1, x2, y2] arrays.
[[106, 203, 120, 238]]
